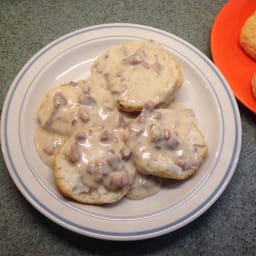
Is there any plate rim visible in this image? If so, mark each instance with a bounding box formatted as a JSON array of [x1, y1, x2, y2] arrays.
[[1, 23, 242, 241]]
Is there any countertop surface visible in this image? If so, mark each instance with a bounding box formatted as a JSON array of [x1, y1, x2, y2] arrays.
[[0, 0, 255, 255]]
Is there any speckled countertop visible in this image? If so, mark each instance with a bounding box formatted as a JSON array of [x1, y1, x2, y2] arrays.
[[0, 0, 255, 255]]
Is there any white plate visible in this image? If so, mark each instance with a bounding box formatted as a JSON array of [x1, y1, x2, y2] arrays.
[[1, 23, 241, 241]]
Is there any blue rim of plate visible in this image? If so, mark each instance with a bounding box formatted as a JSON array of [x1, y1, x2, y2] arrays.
[[1, 23, 242, 240]]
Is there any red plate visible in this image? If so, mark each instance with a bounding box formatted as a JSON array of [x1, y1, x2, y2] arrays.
[[211, 0, 256, 113]]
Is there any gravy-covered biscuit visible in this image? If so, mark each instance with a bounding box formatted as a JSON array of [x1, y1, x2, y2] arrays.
[[37, 79, 118, 136], [38, 82, 82, 135], [53, 128, 136, 204], [91, 39, 183, 112], [240, 11, 256, 60], [36, 79, 123, 167], [124, 102, 207, 180]]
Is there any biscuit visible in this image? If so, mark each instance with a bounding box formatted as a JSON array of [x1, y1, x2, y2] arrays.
[[91, 39, 183, 112], [239, 11, 256, 60], [124, 103, 207, 180], [53, 128, 136, 204], [37, 79, 119, 136]]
